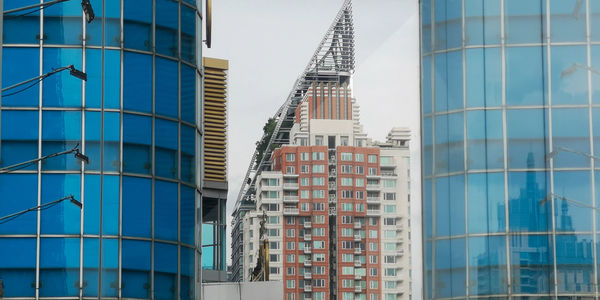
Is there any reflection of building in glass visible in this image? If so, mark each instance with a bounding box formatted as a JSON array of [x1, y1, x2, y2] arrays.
[[0, 1, 204, 299], [421, 0, 600, 298]]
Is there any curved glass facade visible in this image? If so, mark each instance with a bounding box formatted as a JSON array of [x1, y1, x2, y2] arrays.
[[422, 0, 600, 298], [0, 0, 203, 299]]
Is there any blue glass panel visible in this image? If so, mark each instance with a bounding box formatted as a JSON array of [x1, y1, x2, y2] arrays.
[[555, 234, 593, 293], [593, 1, 600, 41], [84, 174, 100, 234], [123, 52, 152, 113], [123, 114, 152, 174], [181, 186, 195, 245], [85, 50, 102, 108], [202, 243, 214, 270], [435, 113, 464, 174], [506, 47, 546, 106], [593, 109, 600, 156], [43, 48, 83, 107], [593, 46, 600, 104], [553, 171, 592, 232], [510, 234, 552, 293], [156, 57, 179, 118], [122, 239, 151, 299], [181, 5, 196, 64], [468, 172, 505, 234], [0, 237, 36, 297], [552, 108, 590, 168], [505, 0, 545, 44], [180, 247, 194, 300], [122, 176, 151, 237], [3, 0, 40, 44], [87, 0, 121, 46], [468, 236, 507, 295], [421, 0, 432, 53], [2, 48, 39, 106], [101, 238, 119, 297], [467, 110, 503, 170], [104, 112, 120, 171], [0, 110, 38, 169], [86, 50, 121, 109], [550, 0, 587, 43], [423, 179, 432, 239], [551, 46, 588, 105], [41, 174, 81, 234], [466, 48, 502, 108], [124, 0, 152, 51], [103, 176, 119, 235], [156, 119, 178, 179], [508, 171, 549, 232], [181, 65, 196, 124], [156, 0, 179, 57], [202, 223, 214, 246], [506, 109, 547, 169], [181, 124, 195, 183], [434, 51, 463, 112], [435, 175, 465, 237], [85, 111, 102, 170], [83, 238, 99, 297], [0, 174, 37, 234], [42, 110, 82, 170], [595, 171, 600, 232], [425, 241, 432, 299], [434, 0, 462, 50], [465, 0, 501, 45], [422, 56, 432, 114], [154, 242, 178, 300], [423, 117, 433, 176], [155, 180, 178, 241], [39, 238, 80, 297], [435, 238, 466, 297], [43, 0, 82, 45]]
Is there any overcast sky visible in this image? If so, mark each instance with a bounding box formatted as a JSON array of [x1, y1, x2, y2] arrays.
[[203, 0, 420, 295]]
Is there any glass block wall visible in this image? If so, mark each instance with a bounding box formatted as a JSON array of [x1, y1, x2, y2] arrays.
[[421, 0, 600, 298], [0, 0, 203, 299]]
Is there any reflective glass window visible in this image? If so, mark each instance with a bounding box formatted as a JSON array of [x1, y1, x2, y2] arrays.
[[467, 110, 503, 170], [551, 46, 588, 105], [506, 109, 547, 169], [122, 239, 151, 299], [101, 238, 119, 297], [467, 172, 505, 234], [435, 238, 466, 297], [422, 55, 432, 114], [421, 0, 432, 53], [593, 109, 600, 156], [123, 52, 152, 113], [434, 0, 462, 50], [506, 47, 546, 106], [43, 1, 82, 45], [593, 1, 600, 41], [552, 108, 590, 168], [85, 111, 120, 171], [465, 0, 501, 45], [88, 0, 121, 46], [43, 48, 83, 107], [83, 238, 99, 297], [41, 174, 81, 234], [155, 180, 178, 241], [124, 0, 152, 51], [0, 237, 36, 297], [40, 238, 79, 297], [123, 114, 152, 174], [423, 117, 432, 176], [0, 174, 37, 234], [155, 119, 178, 179], [42, 110, 82, 170], [2, 48, 39, 106], [593, 46, 600, 104], [122, 176, 151, 237], [423, 179, 432, 239], [3, 0, 40, 44], [181, 5, 196, 64], [466, 48, 502, 108], [103, 176, 119, 235], [154, 242, 178, 300], [84, 175, 101, 235], [181, 64, 196, 124], [0, 110, 38, 169], [505, 0, 545, 44], [510, 234, 552, 294], [181, 247, 194, 300], [555, 234, 593, 293], [183, 0, 196, 7], [435, 113, 464, 174], [156, 0, 179, 57], [156, 57, 179, 118], [435, 175, 465, 237], [86, 49, 120, 109], [181, 124, 195, 183], [508, 171, 549, 232], [468, 236, 507, 295], [434, 51, 463, 112], [553, 171, 592, 232], [550, 0, 586, 43]]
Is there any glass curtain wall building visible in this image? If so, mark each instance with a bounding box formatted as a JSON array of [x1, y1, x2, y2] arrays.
[[421, 0, 600, 298], [0, 0, 203, 299]]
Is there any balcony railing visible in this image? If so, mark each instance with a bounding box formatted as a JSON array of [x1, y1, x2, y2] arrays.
[[328, 194, 336, 202], [354, 260, 361, 267], [354, 247, 362, 255], [304, 272, 312, 280], [304, 285, 312, 292], [354, 235, 362, 241], [328, 182, 337, 190], [367, 209, 381, 216], [304, 221, 312, 228], [304, 234, 312, 241], [304, 247, 312, 254], [283, 195, 299, 202], [283, 183, 299, 189], [354, 273, 362, 280], [366, 183, 380, 190], [353, 222, 362, 229], [283, 207, 299, 215], [354, 286, 362, 293], [304, 260, 312, 267], [366, 196, 380, 203]]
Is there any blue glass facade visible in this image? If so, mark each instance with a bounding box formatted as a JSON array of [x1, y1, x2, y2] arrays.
[[422, 0, 600, 298], [0, 0, 203, 299]]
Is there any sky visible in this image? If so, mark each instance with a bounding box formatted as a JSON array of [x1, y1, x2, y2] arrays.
[[203, 0, 420, 295]]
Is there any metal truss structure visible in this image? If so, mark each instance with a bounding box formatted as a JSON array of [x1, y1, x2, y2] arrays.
[[234, 0, 356, 211]]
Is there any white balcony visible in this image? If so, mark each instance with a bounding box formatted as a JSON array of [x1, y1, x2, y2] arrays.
[[304, 234, 312, 241], [366, 184, 380, 190], [329, 171, 337, 178], [366, 173, 381, 179], [304, 260, 312, 267], [283, 183, 299, 190], [328, 194, 336, 203], [283, 195, 299, 203], [304, 247, 312, 254], [354, 235, 362, 242], [328, 182, 337, 190], [354, 286, 362, 293], [304, 272, 312, 280], [367, 209, 381, 216], [354, 247, 362, 255], [329, 157, 336, 165], [354, 273, 362, 280], [304, 221, 312, 228], [283, 207, 299, 215], [353, 222, 362, 229], [366, 196, 380, 203], [283, 173, 299, 177], [354, 260, 361, 267], [304, 285, 312, 292]]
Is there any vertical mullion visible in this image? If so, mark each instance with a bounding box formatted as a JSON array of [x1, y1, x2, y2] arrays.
[[36, 3, 44, 299]]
